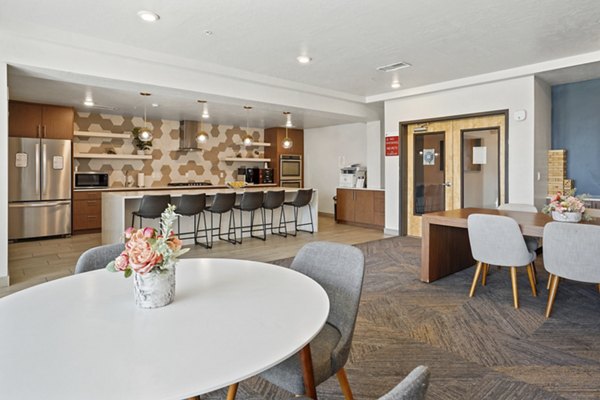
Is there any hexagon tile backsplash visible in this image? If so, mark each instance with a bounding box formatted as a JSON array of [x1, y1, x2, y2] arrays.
[[74, 112, 265, 187]]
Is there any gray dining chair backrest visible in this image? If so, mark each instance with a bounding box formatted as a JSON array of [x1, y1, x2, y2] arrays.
[[75, 243, 125, 274], [177, 193, 206, 216], [498, 203, 538, 213], [543, 222, 600, 283], [208, 192, 237, 213], [238, 191, 265, 211], [263, 190, 286, 210], [379, 365, 431, 400], [289, 189, 313, 207], [136, 195, 172, 218], [290, 241, 365, 372], [467, 214, 532, 266]]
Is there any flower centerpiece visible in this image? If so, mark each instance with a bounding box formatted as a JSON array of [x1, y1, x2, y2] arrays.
[[131, 127, 153, 155], [107, 204, 189, 308], [542, 190, 590, 223]]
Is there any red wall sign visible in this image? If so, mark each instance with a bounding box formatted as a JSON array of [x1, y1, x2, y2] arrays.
[[385, 136, 399, 156]]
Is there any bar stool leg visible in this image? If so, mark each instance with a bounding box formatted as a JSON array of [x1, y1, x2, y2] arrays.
[[237, 210, 244, 244], [202, 212, 210, 249], [280, 206, 288, 237]]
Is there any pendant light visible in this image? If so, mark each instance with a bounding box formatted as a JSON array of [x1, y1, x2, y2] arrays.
[[138, 92, 153, 142], [243, 106, 253, 146], [196, 100, 209, 144], [281, 112, 293, 149]]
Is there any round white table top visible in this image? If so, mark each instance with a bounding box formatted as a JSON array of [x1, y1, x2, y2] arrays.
[[0, 258, 330, 400]]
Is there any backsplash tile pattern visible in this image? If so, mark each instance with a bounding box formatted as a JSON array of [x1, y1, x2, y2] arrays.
[[74, 112, 265, 187]]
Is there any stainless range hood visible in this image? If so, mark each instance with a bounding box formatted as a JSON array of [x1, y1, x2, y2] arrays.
[[179, 120, 203, 151]]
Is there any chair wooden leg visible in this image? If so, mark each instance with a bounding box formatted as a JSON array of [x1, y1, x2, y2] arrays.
[[510, 267, 519, 309], [531, 261, 537, 286], [336, 368, 354, 400], [299, 344, 317, 399], [186, 397, 201, 400], [481, 263, 488, 286], [226, 383, 239, 400], [526, 264, 537, 297], [547, 273, 553, 290], [545, 275, 560, 318], [469, 261, 483, 297], [597, 283, 600, 293]]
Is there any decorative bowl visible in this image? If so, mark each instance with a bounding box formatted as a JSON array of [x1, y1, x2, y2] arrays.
[[551, 211, 582, 223]]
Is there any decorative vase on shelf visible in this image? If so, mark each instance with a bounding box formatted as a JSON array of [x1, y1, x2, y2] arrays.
[[133, 266, 176, 309], [552, 211, 582, 223]]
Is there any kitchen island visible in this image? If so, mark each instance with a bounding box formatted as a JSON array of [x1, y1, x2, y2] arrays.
[[101, 187, 318, 244]]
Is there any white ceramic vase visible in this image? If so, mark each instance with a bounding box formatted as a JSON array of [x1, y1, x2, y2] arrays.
[[133, 266, 176, 308], [551, 211, 582, 223]]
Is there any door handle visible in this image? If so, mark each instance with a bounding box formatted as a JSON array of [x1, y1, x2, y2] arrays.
[[42, 144, 47, 195], [441, 181, 452, 187], [9, 201, 70, 208], [35, 143, 40, 195], [43, 125, 47, 138]]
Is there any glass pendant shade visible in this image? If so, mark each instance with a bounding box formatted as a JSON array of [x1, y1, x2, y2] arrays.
[[139, 127, 152, 142], [243, 135, 254, 146], [282, 136, 293, 149], [196, 132, 208, 143]]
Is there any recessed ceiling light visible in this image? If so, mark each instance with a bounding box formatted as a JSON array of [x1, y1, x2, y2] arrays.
[[377, 61, 411, 72], [137, 10, 160, 22], [296, 55, 312, 64], [83, 99, 94, 107], [391, 81, 401, 89], [151, 103, 159, 107]]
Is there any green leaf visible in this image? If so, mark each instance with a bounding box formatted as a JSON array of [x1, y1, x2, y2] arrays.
[[124, 268, 133, 278], [106, 261, 117, 272]]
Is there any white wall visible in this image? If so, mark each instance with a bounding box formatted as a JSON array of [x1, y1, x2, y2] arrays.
[[366, 121, 383, 189], [384, 76, 538, 234], [0, 63, 8, 286], [534, 78, 552, 210], [304, 123, 369, 214]]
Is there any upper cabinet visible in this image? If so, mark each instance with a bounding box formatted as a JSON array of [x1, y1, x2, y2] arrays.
[[9, 101, 74, 140]]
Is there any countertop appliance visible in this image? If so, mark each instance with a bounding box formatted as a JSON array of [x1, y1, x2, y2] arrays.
[[259, 168, 274, 184], [9, 137, 72, 240], [339, 164, 366, 188], [167, 182, 213, 187], [280, 154, 302, 187], [74, 172, 109, 189]]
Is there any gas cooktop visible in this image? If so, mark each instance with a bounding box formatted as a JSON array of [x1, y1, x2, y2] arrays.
[[167, 182, 213, 187]]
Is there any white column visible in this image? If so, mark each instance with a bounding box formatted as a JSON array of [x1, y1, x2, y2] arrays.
[[0, 62, 9, 286]]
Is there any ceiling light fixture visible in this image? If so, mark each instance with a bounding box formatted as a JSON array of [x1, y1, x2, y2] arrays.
[[196, 100, 209, 144], [83, 99, 94, 107], [376, 61, 411, 72], [151, 103, 159, 107], [138, 92, 153, 142], [197, 100, 209, 119], [391, 81, 401, 89], [243, 106, 253, 146], [296, 55, 312, 64], [282, 112, 293, 149], [137, 10, 160, 22]]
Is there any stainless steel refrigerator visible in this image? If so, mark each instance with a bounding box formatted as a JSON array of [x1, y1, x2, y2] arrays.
[[8, 137, 72, 240]]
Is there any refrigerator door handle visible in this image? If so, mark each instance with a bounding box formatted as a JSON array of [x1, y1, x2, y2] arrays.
[[42, 143, 47, 195], [9, 200, 71, 208], [35, 143, 40, 195]]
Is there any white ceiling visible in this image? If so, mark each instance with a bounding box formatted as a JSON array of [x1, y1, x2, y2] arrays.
[[3, 0, 600, 125]]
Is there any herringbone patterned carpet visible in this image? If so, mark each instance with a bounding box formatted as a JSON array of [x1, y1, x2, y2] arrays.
[[203, 236, 600, 399]]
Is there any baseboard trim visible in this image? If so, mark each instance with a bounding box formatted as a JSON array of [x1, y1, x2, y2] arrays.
[[318, 212, 334, 218], [384, 228, 400, 236], [0, 275, 10, 288]]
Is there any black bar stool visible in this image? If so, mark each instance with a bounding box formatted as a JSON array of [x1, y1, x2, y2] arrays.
[[233, 191, 266, 243], [205, 192, 237, 247], [175, 194, 209, 248], [262, 190, 287, 237], [284, 189, 314, 236], [131, 195, 171, 228]]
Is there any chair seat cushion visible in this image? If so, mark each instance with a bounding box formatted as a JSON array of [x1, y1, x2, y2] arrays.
[[259, 322, 342, 395]]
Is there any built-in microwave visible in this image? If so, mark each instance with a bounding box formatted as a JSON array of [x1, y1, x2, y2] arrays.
[[74, 172, 109, 189], [280, 154, 302, 180]]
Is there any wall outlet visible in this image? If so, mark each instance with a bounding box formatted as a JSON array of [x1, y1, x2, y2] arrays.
[[219, 172, 225, 178]]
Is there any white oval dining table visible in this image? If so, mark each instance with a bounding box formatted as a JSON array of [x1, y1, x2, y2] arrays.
[[0, 258, 330, 400]]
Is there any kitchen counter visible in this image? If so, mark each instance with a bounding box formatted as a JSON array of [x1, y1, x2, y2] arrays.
[[336, 187, 385, 191], [74, 183, 278, 192], [101, 186, 318, 244]]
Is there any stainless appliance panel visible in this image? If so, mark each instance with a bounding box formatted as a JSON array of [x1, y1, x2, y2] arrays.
[[280, 180, 302, 188], [280, 154, 302, 179], [41, 139, 72, 200], [74, 172, 109, 189], [8, 201, 71, 240], [8, 137, 40, 202]]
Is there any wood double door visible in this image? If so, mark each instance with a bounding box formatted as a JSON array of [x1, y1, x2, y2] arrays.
[[405, 114, 507, 237]]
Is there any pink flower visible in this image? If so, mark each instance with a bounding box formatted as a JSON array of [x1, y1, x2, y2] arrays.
[[124, 227, 136, 239], [114, 252, 129, 271], [126, 232, 163, 274], [167, 236, 182, 251], [142, 227, 155, 238]]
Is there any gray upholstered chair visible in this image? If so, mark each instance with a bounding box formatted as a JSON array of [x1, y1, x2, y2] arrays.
[[227, 241, 365, 399], [543, 222, 600, 318], [293, 365, 430, 400], [497, 203, 540, 253], [467, 214, 537, 308], [74, 243, 125, 274], [284, 189, 315, 236], [131, 194, 172, 228]]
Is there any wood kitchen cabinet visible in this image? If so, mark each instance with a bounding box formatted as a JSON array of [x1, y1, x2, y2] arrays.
[[264, 127, 304, 185], [73, 191, 102, 233], [9, 101, 74, 139], [336, 188, 385, 229]]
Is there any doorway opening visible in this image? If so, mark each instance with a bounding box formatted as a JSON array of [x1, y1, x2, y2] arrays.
[[461, 128, 500, 209]]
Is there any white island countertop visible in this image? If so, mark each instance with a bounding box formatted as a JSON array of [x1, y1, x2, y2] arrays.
[[103, 186, 312, 199]]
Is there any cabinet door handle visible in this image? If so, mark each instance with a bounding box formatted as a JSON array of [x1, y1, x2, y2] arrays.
[[87, 200, 97, 205], [37, 125, 41, 138], [43, 125, 47, 138]]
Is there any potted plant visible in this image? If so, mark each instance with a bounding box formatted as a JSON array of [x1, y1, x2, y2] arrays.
[[543, 190, 590, 222], [132, 127, 153, 155]]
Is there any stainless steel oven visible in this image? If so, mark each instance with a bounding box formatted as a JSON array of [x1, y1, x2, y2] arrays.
[[280, 154, 302, 183], [280, 180, 302, 188], [74, 172, 109, 189]]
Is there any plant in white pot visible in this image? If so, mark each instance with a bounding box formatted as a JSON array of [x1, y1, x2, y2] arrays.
[[132, 127, 153, 155], [543, 190, 590, 222]]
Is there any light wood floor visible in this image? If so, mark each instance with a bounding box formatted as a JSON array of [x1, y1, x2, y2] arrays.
[[1, 216, 388, 298]]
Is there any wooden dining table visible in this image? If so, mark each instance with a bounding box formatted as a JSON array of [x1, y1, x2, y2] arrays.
[[421, 208, 555, 282]]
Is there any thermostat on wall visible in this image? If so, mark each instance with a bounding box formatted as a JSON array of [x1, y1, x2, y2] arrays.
[[514, 110, 527, 121]]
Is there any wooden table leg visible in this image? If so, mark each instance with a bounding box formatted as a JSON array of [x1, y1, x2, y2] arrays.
[[299, 343, 317, 399]]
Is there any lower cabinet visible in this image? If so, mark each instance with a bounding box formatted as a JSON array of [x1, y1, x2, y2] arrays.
[[336, 188, 385, 229], [73, 191, 102, 232]]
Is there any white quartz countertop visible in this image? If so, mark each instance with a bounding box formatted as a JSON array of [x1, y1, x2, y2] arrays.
[[102, 186, 314, 199], [74, 183, 278, 192]]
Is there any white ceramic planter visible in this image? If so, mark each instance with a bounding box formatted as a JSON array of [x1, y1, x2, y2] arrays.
[[551, 211, 582, 223], [133, 266, 176, 308]]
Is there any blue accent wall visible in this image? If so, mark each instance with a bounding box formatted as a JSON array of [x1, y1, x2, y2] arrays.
[[552, 78, 600, 196]]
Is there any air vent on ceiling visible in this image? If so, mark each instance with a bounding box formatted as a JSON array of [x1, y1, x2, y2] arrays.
[[87, 104, 118, 111], [376, 61, 411, 72]]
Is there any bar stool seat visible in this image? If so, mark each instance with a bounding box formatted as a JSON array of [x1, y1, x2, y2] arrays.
[[262, 190, 288, 237], [131, 195, 171, 228], [233, 191, 266, 243], [284, 189, 314, 236], [176, 194, 209, 248], [205, 192, 237, 247]]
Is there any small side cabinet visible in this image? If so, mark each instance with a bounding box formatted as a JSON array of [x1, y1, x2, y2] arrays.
[[336, 188, 385, 229]]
